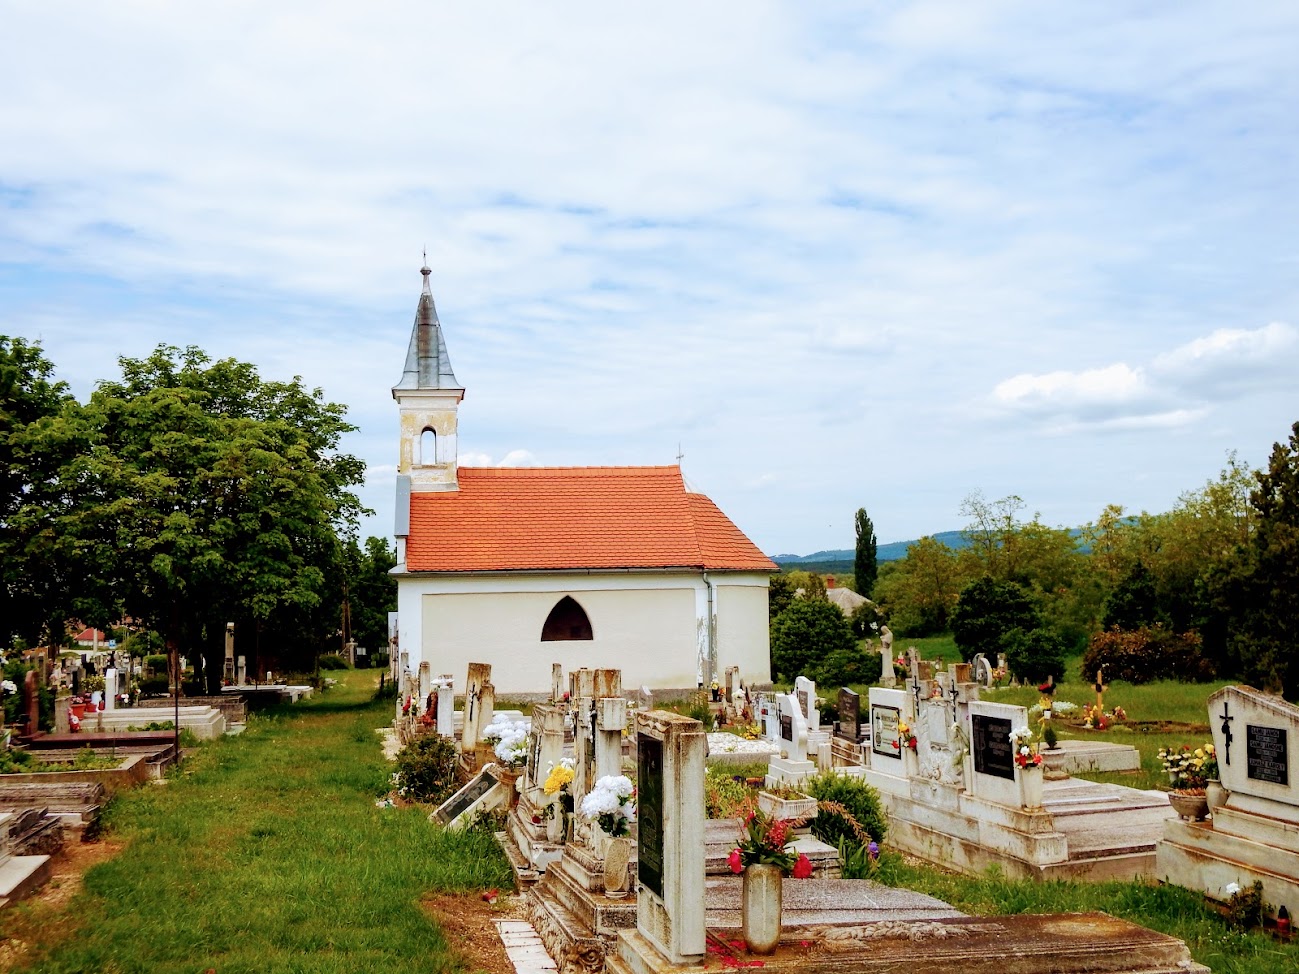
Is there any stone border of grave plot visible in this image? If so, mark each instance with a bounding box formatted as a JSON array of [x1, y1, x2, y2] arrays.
[[2, 752, 157, 795]]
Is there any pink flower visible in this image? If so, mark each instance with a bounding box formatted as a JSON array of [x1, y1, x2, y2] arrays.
[[792, 854, 813, 879], [728, 848, 743, 874]]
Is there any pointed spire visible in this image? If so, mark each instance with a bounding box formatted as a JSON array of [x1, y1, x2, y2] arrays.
[[394, 260, 461, 392]]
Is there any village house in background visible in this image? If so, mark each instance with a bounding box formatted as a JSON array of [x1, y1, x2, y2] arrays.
[[389, 264, 775, 696]]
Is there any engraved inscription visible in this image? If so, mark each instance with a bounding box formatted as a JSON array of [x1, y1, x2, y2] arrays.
[[1246, 724, 1289, 786]]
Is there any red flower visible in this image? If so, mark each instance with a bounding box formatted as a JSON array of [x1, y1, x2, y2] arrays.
[[728, 848, 743, 874], [792, 854, 813, 879], [891, 740, 900, 750], [907, 738, 918, 750]]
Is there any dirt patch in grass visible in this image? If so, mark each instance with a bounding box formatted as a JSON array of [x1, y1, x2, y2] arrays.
[[0, 836, 123, 973], [421, 891, 526, 974]]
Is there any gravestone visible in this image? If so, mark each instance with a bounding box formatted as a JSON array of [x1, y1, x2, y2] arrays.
[[104, 668, 117, 711], [1158, 686, 1299, 910], [434, 675, 455, 738], [462, 661, 491, 754], [879, 625, 896, 688], [432, 768, 510, 829], [836, 687, 863, 742], [765, 693, 816, 787], [634, 710, 706, 965], [595, 696, 627, 781], [418, 662, 432, 712], [551, 663, 563, 704], [966, 700, 1029, 808], [868, 686, 908, 772], [794, 675, 820, 731], [23, 671, 39, 737]]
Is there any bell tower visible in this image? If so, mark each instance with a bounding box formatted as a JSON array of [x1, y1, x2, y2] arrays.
[[392, 261, 465, 493]]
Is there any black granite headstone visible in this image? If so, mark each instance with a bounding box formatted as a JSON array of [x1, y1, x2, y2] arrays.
[[779, 713, 793, 744], [1246, 724, 1289, 787], [637, 733, 664, 898], [972, 714, 1015, 781], [836, 688, 861, 742], [434, 771, 498, 825]]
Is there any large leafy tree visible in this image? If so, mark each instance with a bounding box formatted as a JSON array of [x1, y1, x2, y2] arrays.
[[1228, 422, 1299, 698], [951, 576, 1041, 663], [854, 507, 878, 598], [344, 536, 397, 656], [0, 336, 88, 645], [63, 346, 365, 686], [873, 536, 968, 636]]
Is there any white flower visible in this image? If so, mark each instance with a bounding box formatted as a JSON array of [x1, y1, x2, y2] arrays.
[[1, 679, 17, 696]]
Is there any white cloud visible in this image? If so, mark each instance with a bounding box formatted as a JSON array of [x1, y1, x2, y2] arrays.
[[1154, 322, 1297, 380], [993, 363, 1148, 409]]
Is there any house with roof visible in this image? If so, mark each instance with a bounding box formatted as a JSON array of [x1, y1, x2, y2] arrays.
[[391, 264, 776, 696]]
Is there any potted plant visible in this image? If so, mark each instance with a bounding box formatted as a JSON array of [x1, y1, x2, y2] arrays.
[[1159, 743, 1214, 821], [726, 807, 813, 954], [579, 774, 636, 859], [756, 785, 818, 823]]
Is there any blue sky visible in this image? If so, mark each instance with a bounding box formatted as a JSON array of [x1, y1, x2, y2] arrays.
[[2, 3, 1296, 556]]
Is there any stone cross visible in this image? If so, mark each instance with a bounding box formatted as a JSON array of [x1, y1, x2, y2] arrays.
[[417, 662, 432, 713], [551, 663, 563, 704], [595, 696, 627, 781], [879, 634, 897, 688], [462, 662, 491, 754], [908, 647, 923, 711], [104, 668, 118, 711], [435, 675, 455, 738]]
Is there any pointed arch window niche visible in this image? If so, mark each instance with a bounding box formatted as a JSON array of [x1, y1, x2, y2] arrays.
[[541, 596, 593, 641]]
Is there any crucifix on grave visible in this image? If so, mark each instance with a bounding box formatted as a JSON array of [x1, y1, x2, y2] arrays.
[[908, 647, 923, 711], [1093, 667, 1108, 713], [1219, 699, 1234, 767]]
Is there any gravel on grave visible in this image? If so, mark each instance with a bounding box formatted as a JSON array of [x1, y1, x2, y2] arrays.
[[705, 733, 779, 756]]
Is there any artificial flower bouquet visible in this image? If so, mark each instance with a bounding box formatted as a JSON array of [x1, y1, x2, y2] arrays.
[[579, 774, 636, 837], [543, 757, 576, 813], [1158, 743, 1216, 792], [481, 714, 530, 768], [892, 718, 918, 751], [727, 806, 813, 878], [1009, 725, 1043, 768]]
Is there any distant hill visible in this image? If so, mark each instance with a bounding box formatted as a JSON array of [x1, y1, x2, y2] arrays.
[[773, 530, 970, 566]]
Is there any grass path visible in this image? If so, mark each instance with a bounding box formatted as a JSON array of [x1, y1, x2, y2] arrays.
[[3, 671, 511, 974]]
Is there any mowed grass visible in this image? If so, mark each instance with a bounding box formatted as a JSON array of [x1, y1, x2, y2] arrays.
[[5, 670, 512, 974]]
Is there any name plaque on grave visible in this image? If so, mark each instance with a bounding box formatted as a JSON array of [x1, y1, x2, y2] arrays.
[[972, 714, 1015, 780], [837, 688, 861, 741], [1246, 724, 1289, 786], [780, 713, 794, 744], [434, 772, 497, 825], [872, 705, 901, 759], [796, 688, 809, 719], [637, 733, 664, 898]]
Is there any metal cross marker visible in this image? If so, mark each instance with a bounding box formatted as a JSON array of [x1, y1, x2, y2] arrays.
[[1094, 667, 1107, 712], [948, 675, 960, 708], [1219, 700, 1234, 766]]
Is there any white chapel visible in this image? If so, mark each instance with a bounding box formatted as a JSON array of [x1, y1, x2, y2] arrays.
[[391, 264, 776, 695]]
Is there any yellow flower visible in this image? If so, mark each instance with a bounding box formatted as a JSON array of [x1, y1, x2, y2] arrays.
[[1194, 748, 1205, 759], [544, 764, 574, 795], [1206, 743, 1215, 755]]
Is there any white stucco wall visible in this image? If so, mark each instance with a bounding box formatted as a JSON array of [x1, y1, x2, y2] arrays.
[[394, 570, 771, 696]]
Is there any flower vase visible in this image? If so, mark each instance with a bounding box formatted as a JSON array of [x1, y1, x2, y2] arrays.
[[1206, 779, 1227, 815], [741, 863, 783, 955], [1019, 764, 1044, 810], [1169, 791, 1209, 822], [546, 810, 564, 843]]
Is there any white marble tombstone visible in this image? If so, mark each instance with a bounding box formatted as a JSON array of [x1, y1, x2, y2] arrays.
[[867, 687, 911, 780], [418, 662, 432, 711], [435, 675, 455, 738], [794, 676, 820, 732], [966, 700, 1029, 808], [462, 662, 491, 753], [104, 668, 117, 711], [595, 696, 627, 781]]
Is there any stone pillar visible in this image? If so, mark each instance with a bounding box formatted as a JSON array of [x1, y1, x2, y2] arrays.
[[532, 704, 567, 792], [417, 662, 432, 712], [635, 710, 706, 965], [104, 668, 118, 711], [462, 662, 491, 753], [236, 656, 247, 686], [479, 682, 495, 733], [551, 663, 563, 704], [595, 696, 627, 781], [224, 622, 235, 684], [24, 670, 39, 736], [435, 677, 455, 738]]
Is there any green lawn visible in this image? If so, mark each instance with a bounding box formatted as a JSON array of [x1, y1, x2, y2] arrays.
[[4, 670, 511, 974]]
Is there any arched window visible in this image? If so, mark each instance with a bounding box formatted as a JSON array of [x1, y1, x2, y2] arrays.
[[420, 428, 437, 465], [541, 596, 593, 641]]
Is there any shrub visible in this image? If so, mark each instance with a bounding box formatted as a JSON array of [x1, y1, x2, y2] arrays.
[[318, 654, 350, 670], [137, 676, 170, 696], [1080, 626, 1214, 685], [392, 734, 460, 805], [770, 599, 857, 682], [1000, 627, 1067, 684], [814, 646, 876, 689], [952, 577, 1041, 662], [704, 767, 756, 819], [144, 654, 169, 675], [804, 772, 887, 846]]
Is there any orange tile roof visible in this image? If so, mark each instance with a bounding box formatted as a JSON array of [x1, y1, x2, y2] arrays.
[[406, 466, 777, 573]]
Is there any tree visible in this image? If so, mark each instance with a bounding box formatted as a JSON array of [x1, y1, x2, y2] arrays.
[[951, 576, 1041, 663], [344, 536, 397, 656], [0, 336, 86, 646], [768, 574, 798, 620], [854, 508, 878, 598], [1101, 561, 1160, 631], [60, 345, 365, 686], [769, 599, 856, 682], [999, 627, 1067, 684], [1228, 422, 1299, 697], [873, 536, 969, 636]]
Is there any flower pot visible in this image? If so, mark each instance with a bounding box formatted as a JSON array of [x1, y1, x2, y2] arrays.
[[71, 703, 86, 720], [1169, 791, 1209, 822], [1019, 764, 1044, 810], [1206, 779, 1228, 814], [756, 790, 818, 823], [742, 863, 783, 955]]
